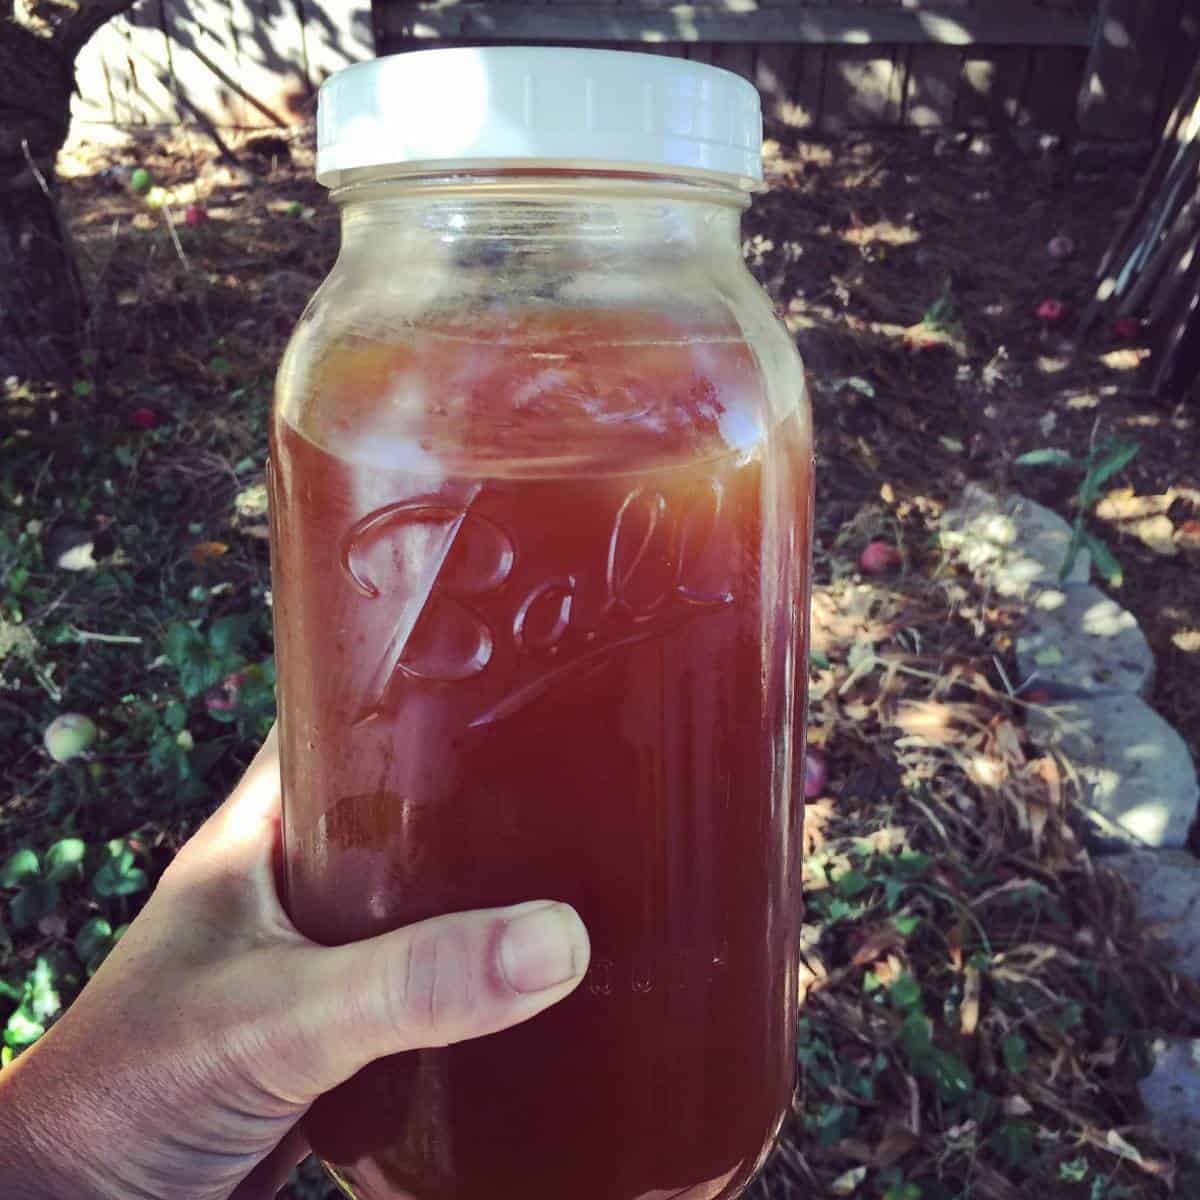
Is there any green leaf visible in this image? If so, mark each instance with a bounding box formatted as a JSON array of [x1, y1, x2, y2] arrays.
[[208, 613, 252, 659], [1059, 1157, 1089, 1183], [928, 1047, 975, 1100], [889, 974, 923, 1012], [1056, 1001, 1084, 1033], [92, 860, 146, 898], [991, 1120, 1035, 1167], [891, 852, 932, 880], [1081, 530, 1124, 587], [893, 914, 921, 937], [91, 842, 148, 898], [899, 1011, 934, 1061], [1016, 448, 1074, 469], [0, 850, 40, 888], [1087, 439, 1140, 491], [1060, 515, 1087, 582], [809, 1102, 859, 1147], [4, 1006, 45, 1048], [10, 881, 59, 931], [836, 869, 872, 898], [43, 839, 87, 884], [209, 355, 234, 377], [164, 701, 187, 732], [164, 621, 198, 668], [28, 956, 61, 1022], [74, 917, 113, 966], [1002, 1032, 1029, 1074]]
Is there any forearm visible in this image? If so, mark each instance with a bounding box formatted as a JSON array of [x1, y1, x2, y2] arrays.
[[0, 1039, 110, 1199]]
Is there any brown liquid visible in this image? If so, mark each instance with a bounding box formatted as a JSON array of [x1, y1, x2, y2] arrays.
[[270, 315, 811, 1200]]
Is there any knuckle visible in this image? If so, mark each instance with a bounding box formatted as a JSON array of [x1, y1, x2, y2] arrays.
[[386, 925, 479, 1045]]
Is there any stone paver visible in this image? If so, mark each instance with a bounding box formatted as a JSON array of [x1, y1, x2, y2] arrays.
[[1109, 851, 1200, 979], [939, 484, 1090, 598], [952, 486, 1200, 1158], [1016, 584, 1155, 698], [1029, 695, 1199, 849], [1138, 1038, 1200, 1158]]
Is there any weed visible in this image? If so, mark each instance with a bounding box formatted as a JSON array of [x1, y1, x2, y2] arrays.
[[1015, 431, 1141, 586]]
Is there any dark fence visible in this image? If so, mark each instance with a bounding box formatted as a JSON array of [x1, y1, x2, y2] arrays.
[[69, 0, 1198, 146]]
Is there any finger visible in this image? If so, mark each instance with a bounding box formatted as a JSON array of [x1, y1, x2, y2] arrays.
[[228, 1126, 311, 1200], [272, 901, 590, 1102]]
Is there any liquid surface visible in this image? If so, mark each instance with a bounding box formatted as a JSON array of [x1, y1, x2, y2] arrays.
[[270, 313, 811, 1200]]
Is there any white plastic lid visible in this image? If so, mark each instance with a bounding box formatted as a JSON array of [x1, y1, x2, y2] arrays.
[[316, 46, 762, 187]]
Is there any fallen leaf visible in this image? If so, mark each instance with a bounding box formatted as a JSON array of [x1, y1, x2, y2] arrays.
[[1099, 347, 1149, 371], [849, 924, 906, 968], [959, 964, 982, 1035], [191, 541, 229, 566], [1177, 519, 1200, 552], [1129, 515, 1178, 556], [57, 542, 97, 571], [1096, 488, 1174, 522], [1103, 1129, 1144, 1164], [830, 1166, 867, 1195], [872, 1128, 918, 1167], [234, 483, 269, 519]]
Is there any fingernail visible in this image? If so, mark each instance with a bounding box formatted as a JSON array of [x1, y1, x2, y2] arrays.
[[499, 903, 587, 994]]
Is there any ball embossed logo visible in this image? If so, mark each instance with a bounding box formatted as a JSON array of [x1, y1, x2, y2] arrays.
[[340, 480, 735, 726]]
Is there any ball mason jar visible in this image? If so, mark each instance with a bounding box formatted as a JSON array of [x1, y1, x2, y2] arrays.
[[269, 46, 813, 1200]]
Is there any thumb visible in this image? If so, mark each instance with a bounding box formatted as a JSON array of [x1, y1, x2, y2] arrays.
[[273, 900, 589, 1102]]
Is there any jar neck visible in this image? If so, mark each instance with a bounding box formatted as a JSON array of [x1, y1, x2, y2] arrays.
[[330, 171, 748, 265]]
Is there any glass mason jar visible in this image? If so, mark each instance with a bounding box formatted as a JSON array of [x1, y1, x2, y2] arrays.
[[270, 47, 813, 1200]]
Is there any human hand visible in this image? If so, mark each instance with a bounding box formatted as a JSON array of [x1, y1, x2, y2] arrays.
[[0, 728, 590, 1199]]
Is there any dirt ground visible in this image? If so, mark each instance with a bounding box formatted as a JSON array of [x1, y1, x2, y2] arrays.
[[742, 131, 1200, 793], [60, 129, 1200, 779], [25, 124, 1198, 1198]]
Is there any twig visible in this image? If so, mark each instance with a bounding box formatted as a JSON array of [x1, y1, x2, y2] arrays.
[[68, 627, 143, 645], [19, 138, 52, 200], [160, 205, 190, 271]]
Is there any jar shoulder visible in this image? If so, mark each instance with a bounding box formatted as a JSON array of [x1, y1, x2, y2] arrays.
[[275, 259, 809, 477]]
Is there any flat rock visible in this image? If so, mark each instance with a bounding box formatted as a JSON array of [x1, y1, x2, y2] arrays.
[[1016, 584, 1155, 697], [1109, 851, 1200, 982], [1138, 1037, 1200, 1157], [1029, 695, 1199, 848], [939, 485, 1090, 597]]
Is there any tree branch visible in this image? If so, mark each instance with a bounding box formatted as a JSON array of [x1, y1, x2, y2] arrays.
[[54, 0, 142, 62]]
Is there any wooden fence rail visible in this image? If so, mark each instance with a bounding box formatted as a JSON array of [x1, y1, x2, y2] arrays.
[[68, 0, 1198, 148]]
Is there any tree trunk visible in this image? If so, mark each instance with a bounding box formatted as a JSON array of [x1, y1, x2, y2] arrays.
[[0, 172, 83, 383], [0, 1, 133, 382]]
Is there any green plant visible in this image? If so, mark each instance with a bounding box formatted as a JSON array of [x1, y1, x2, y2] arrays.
[[0, 839, 145, 1053], [921, 280, 964, 340], [1015, 433, 1141, 586], [0, 839, 87, 932]]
